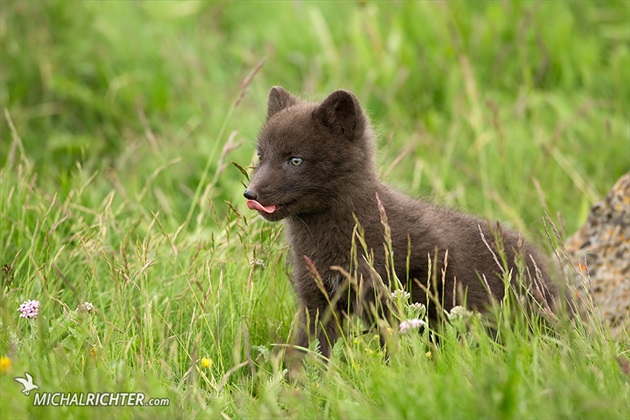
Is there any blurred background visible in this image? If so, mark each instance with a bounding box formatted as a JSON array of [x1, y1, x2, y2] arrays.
[[1, 0, 629, 235]]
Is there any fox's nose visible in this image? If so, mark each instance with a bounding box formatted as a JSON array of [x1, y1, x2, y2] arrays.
[[243, 189, 257, 200]]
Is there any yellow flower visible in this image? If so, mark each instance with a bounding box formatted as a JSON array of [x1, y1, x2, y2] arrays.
[[425, 351, 432, 359], [200, 357, 212, 369], [0, 356, 11, 373]]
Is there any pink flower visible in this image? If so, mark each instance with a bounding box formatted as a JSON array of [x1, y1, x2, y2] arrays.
[[399, 318, 425, 333], [17, 300, 40, 319]]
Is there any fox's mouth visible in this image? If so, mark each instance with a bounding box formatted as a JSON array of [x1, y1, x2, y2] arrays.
[[246, 200, 277, 214]]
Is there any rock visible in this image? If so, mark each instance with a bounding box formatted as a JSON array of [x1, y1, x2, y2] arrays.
[[562, 172, 629, 338]]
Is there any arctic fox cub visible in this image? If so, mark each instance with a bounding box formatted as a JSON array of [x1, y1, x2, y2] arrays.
[[244, 87, 557, 361]]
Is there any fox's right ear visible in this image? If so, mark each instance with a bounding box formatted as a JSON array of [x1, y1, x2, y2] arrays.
[[267, 86, 299, 120]]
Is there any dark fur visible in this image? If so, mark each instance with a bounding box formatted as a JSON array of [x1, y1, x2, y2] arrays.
[[245, 86, 557, 361]]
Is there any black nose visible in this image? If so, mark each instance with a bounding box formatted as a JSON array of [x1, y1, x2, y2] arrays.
[[243, 189, 257, 200]]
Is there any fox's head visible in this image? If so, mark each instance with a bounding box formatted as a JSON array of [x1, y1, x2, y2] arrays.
[[244, 87, 377, 221]]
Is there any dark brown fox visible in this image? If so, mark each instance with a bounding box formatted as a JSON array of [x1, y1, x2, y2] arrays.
[[244, 86, 557, 362]]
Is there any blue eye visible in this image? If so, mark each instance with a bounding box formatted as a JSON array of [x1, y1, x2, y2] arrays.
[[288, 157, 304, 167]]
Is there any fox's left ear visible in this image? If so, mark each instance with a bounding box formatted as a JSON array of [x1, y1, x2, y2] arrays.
[[314, 90, 364, 141], [267, 86, 299, 120]]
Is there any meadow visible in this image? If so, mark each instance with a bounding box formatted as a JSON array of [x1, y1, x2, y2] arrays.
[[1, 1, 629, 418]]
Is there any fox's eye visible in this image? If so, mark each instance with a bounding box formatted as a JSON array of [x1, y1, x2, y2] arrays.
[[288, 157, 304, 167]]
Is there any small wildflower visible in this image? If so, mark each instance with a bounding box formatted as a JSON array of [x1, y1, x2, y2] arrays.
[[425, 351, 432, 358], [406, 302, 426, 319], [18, 300, 40, 319], [447, 305, 473, 321], [254, 346, 270, 362], [249, 258, 266, 269], [399, 318, 425, 333], [0, 356, 11, 373], [447, 305, 473, 333], [200, 357, 212, 369], [90, 347, 97, 359], [391, 290, 411, 301], [77, 302, 95, 313]]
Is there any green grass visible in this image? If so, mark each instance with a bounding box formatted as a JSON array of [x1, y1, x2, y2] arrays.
[[1, 0, 629, 418]]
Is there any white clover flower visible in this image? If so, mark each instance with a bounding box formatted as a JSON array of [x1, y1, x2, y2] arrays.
[[390, 290, 411, 301], [406, 302, 427, 318], [447, 305, 472, 321]]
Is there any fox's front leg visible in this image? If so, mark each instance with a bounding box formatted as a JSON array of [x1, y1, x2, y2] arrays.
[[354, 259, 395, 355], [285, 304, 341, 372]]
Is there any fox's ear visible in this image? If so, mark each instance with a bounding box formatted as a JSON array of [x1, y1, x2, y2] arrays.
[[267, 86, 299, 119], [314, 90, 363, 140]]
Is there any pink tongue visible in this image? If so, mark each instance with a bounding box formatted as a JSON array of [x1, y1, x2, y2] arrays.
[[246, 200, 276, 214]]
